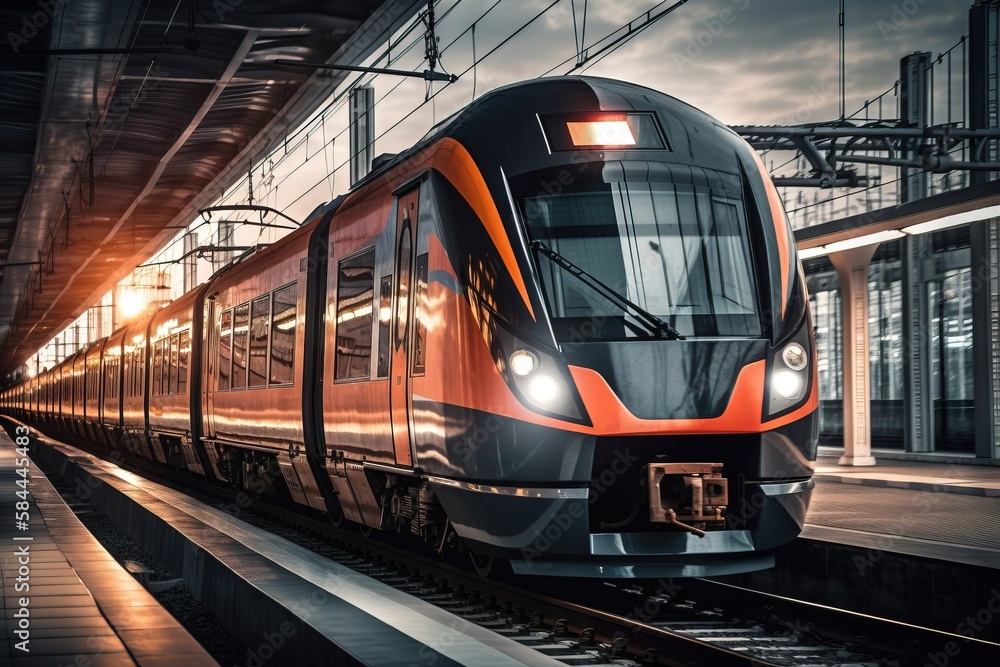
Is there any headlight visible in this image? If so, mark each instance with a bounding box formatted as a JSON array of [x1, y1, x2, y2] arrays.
[[781, 342, 808, 371], [772, 369, 803, 399], [526, 374, 561, 405], [509, 349, 538, 376], [492, 325, 586, 423]]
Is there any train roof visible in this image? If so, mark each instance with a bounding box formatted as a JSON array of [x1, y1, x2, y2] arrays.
[[346, 76, 751, 195]]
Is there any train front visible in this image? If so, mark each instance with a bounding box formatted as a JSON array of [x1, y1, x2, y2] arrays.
[[426, 77, 818, 577]]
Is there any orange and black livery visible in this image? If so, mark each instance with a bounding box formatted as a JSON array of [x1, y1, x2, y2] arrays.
[[3, 78, 818, 578]]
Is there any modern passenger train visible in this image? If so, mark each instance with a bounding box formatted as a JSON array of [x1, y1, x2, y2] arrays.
[[2, 77, 819, 577]]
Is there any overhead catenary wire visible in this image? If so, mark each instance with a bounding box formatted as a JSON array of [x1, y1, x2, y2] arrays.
[[131, 0, 702, 299], [216, 0, 467, 209], [277, 0, 562, 213]]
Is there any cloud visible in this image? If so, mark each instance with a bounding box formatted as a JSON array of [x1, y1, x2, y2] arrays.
[[249, 0, 973, 211]]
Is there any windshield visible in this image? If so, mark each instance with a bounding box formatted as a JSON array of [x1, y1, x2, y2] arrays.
[[520, 179, 761, 340]]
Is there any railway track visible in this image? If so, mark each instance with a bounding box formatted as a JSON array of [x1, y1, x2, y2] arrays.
[[135, 469, 990, 667], [14, 423, 1000, 667]]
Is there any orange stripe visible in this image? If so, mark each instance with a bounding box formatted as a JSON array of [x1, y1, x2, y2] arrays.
[[430, 138, 535, 320], [568, 361, 818, 435], [749, 151, 792, 318], [415, 279, 818, 435]]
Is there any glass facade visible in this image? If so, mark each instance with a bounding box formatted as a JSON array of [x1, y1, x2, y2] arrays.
[[868, 242, 905, 448], [929, 268, 975, 451], [806, 260, 843, 442], [803, 229, 976, 454]]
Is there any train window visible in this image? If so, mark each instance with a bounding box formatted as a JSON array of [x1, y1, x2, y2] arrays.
[[520, 178, 761, 339], [269, 284, 296, 385], [395, 228, 411, 347], [249, 297, 270, 388], [169, 333, 179, 395], [178, 330, 189, 394], [135, 346, 145, 398], [105, 357, 114, 399], [376, 275, 392, 378], [87, 363, 94, 402], [335, 247, 376, 381], [152, 340, 163, 396], [123, 351, 131, 398], [219, 309, 232, 391], [232, 303, 249, 390], [412, 253, 428, 375]]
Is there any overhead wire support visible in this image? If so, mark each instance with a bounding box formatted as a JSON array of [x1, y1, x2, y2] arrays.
[[839, 0, 846, 120], [273, 59, 457, 83], [195, 205, 301, 229], [733, 124, 1000, 187], [564, 0, 690, 74], [423, 0, 440, 72]]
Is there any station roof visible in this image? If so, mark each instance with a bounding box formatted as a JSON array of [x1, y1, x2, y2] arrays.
[[793, 180, 1000, 254], [0, 0, 417, 377]]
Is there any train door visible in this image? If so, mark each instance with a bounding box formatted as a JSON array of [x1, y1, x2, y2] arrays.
[[204, 297, 216, 439], [390, 188, 419, 467]]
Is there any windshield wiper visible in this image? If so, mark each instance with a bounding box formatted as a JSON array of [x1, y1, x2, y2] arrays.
[[530, 240, 685, 341]]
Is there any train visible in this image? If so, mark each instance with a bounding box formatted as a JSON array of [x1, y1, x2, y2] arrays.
[[2, 77, 818, 578]]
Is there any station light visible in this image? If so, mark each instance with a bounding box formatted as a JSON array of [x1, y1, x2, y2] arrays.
[[119, 289, 147, 319], [822, 230, 905, 253], [797, 203, 1000, 260], [797, 246, 827, 260], [900, 204, 1000, 236]]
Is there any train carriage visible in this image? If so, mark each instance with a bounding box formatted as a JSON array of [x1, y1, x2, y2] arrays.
[[99, 329, 126, 450], [306, 77, 818, 576], [3, 78, 819, 578], [60, 355, 74, 433], [83, 339, 106, 446], [120, 317, 161, 463], [147, 286, 209, 475], [201, 220, 327, 511]]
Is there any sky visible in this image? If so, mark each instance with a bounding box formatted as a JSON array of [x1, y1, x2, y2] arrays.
[[388, 0, 971, 126], [179, 0, 979, 248], [260, 0, 973, 216], [46, 0, 977, 360], [319, 0, 973, 198], [573, 0, 969, 123]]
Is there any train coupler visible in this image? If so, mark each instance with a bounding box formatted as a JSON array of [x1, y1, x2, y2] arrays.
[[647, 463, 728, 536]]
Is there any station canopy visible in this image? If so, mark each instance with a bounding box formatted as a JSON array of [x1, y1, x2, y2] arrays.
[[0, 0, 417, 377]]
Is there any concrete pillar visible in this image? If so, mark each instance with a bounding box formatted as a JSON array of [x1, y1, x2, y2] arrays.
[[970, 1, 1000, 459], [829, 244, 879, 466], [183, 231, 198, 292], [972, 218, 1000, 459], [215, 221, 234, 272], [350, 86, 375, 186], [902, 234, 934, 453]]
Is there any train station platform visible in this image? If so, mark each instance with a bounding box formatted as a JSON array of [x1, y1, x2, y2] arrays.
[[0, 428, 216, 666], [805, 448, 1000, 569], [15, 426, 570, 667], [716, 448, 1000, 640]]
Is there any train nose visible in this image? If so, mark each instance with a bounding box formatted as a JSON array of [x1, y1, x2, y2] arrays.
[[561, 339, 767, 422]]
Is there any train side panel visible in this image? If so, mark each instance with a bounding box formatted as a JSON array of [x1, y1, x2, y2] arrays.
[[85, 339, 108, 446], [100, 329, 126, 448], [148, 289, 202, 474], [203, 223, 322, 509]]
